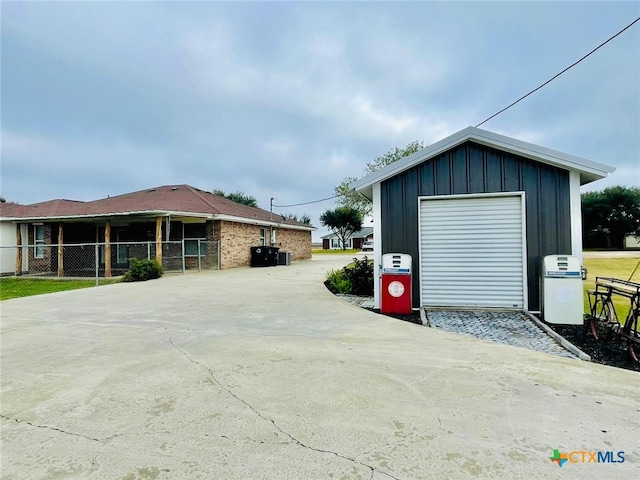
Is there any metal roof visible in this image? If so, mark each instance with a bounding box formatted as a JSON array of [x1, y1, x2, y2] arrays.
[[350, 127, 615, 199]]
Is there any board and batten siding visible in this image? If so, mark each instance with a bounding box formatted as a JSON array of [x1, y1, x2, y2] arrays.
[[380, 140, 571, 312]]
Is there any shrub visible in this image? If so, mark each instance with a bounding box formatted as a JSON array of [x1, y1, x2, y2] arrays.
[[324, 256, 374, 296], [123, 258, 164, 282], [326, 269, 353, 294], [342, 256, 373, 296]]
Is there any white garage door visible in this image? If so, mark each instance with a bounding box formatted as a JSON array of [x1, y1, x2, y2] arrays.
[[419, 194, 526, 308]]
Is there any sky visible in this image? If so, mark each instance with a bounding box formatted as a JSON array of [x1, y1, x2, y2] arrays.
[[2, 1, 639, 241]]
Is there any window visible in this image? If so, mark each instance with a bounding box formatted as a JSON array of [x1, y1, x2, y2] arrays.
[[331, 237, 351, 249], [270, 228, 276, 245], [184, 223, 207, 256], [259, 228, 266, 246], [116, 230, 128, 264], [34, 224, 45, 258]]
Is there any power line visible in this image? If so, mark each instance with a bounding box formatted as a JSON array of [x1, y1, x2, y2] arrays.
[[275, 18, 639, 210], [475, 16, 640, 128], [273, 195, 339, 208]]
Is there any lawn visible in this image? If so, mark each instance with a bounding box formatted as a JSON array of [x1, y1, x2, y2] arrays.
[[582, 257, 640, 322], [0, 277, 119, 301], [312, 248, 363, 255]]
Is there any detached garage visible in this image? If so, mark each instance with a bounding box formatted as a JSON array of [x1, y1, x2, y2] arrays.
[[351, 127, 615, 313]]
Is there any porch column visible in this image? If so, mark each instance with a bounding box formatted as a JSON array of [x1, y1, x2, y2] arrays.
[[57, 223, 64, 277], [104, 221, 112, 277], [155, 216, 163, 264], [15, 224, 22, 276]]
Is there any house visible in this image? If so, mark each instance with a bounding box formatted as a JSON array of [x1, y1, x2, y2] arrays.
[[321, 227, 374, 250], [350, 127, 615, 313], [0, 185, 314, 276], [624, 235, 640, 250]]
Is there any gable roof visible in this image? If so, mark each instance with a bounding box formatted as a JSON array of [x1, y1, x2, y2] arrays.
[[0, 185, 314, 230], [350, 126, 615, 199], [321, 227, 374, 240]]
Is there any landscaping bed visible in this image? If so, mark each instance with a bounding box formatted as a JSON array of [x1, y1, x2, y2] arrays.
[[366, 308, 423, 325], [548, 323, 640, 373], [327, 254, 640, 372]]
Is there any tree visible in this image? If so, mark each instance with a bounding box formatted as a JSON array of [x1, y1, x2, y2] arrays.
[[334, 140, 425, 218], [282, 212, 312, 225], [320, 207, 363, 250], [213, 189, 258, 208], [582, 186, 640, 249]]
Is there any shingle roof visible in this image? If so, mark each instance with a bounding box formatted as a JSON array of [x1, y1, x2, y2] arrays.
[[0, 185, 314, 230], [321, 227, 374, 239]]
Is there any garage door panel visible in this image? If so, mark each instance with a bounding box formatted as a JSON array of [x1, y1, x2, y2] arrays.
[[421, 249, 523, 257], [420, 195, 526, 308]]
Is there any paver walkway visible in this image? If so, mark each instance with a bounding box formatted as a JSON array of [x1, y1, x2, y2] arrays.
[[426, 310, 578, 358], [338, 295, 578, 359]]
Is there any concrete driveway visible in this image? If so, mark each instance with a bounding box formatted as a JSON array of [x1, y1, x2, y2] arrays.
[[1, 255, 639, 480]]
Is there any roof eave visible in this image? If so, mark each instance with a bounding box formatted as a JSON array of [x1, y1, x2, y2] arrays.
[[215, 214, 316, 231], [0, 210, 213, 223], [0, 210, 316, 230], [350, 126, 615, 192]]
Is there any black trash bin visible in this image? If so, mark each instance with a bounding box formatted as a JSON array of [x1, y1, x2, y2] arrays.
[[250, 246, 269, 267], [267, 247, 280, 266]]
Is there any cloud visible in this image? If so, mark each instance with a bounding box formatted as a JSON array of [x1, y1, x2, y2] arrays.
[[1, 1, 638, 241]]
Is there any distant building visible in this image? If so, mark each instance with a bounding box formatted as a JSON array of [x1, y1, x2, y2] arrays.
[[321, 227, 373, 250], [625, 235, 640, 249]]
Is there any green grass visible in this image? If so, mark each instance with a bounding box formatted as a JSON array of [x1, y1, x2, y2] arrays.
[[312, 248, 362, 255], [0, 277, 120, 301], [582, 257, 640, 322]]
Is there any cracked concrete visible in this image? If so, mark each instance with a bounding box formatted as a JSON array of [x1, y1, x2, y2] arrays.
[[169, 336, 400, 480], [2, 254, 640, 479], [0, 414, 107, 444]]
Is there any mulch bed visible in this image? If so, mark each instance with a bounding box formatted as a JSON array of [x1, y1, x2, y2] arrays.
[[365, 308, 423, 325], [548, 324, 640, 373]]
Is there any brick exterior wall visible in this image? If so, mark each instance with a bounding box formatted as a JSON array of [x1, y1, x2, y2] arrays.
[[273, 228, 312, 261], [26, 222, 53, 273], [211, 220, 311, 269], [17, 218, 310, 273], [213, 221, 257, 269]]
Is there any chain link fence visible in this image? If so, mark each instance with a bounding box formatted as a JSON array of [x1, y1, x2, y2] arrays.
[[1, 240, 220, 284]]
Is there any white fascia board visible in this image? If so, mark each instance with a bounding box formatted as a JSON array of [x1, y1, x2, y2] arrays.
[[0, 210, 219, 223], [350, 127, 476, 194], [350, 126, 615, 193], [469, 129, 615, 183], [1, 211, 315, 231], [0, 211, 175, 222], [215, 214, 316, 231]]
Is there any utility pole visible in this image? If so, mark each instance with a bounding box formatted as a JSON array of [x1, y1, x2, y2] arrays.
[[270, 197, 274, 245]]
